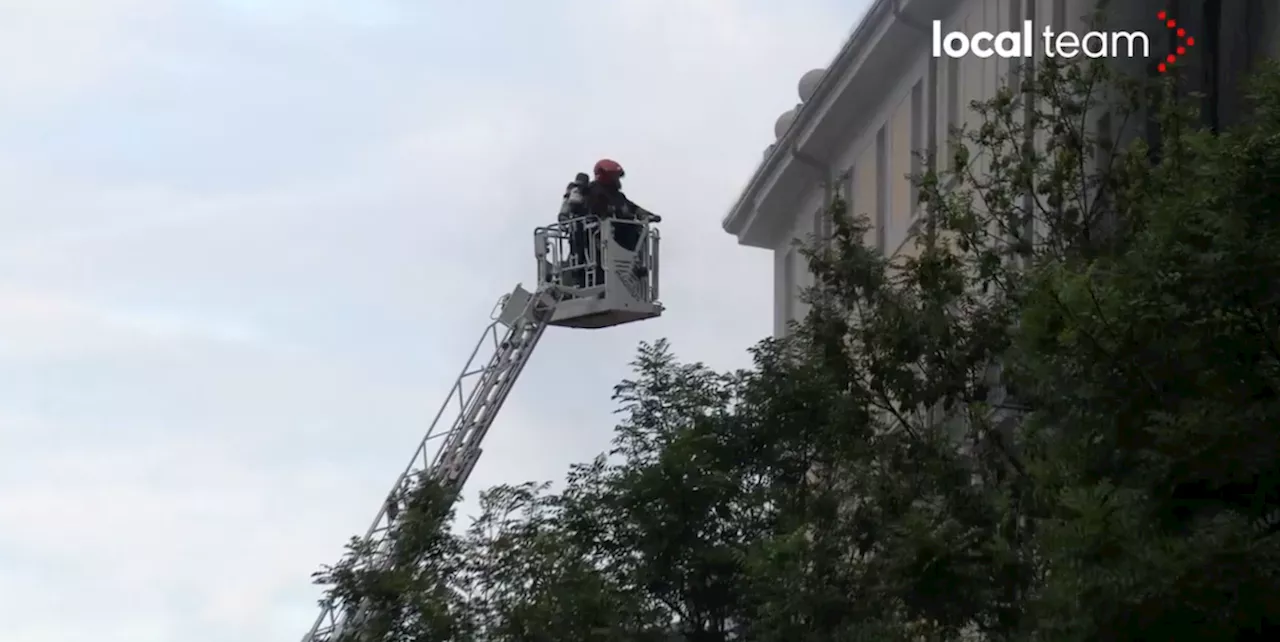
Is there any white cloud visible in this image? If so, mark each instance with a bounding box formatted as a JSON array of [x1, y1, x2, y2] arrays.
[[0, 0, 175, 110], [0, 434, 373, 641], [0, 0, 868, 640], [0, 283, 270, 361]]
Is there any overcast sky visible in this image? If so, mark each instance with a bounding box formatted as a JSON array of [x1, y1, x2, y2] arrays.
[[0, 1, 867, 640]]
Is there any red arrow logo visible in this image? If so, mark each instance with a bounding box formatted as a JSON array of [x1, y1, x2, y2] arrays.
[[1157, 10, 1195, 73]]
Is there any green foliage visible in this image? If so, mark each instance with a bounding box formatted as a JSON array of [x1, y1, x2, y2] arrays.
[[313, 53, 1280, 642], [312, 478, 470, 642]]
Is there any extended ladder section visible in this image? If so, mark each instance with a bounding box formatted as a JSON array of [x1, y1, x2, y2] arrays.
[[301, 215, 662, 642]]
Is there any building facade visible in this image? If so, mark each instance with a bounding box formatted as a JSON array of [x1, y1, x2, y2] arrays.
[[722, 0, 1280, 337]]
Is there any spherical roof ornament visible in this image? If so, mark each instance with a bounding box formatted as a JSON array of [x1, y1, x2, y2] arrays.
[[774, 106, 799, 139], [798, 68, 826, 102]]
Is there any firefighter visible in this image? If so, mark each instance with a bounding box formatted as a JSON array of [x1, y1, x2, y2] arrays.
[[586, 159, 659, 253], [585, 159, 627, 219], [558, 172, 590, 221], [558, 172, 593, 286]]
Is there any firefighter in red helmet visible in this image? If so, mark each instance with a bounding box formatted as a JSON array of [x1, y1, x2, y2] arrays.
[[583, 159, 660, 222], [586, 158, 658, 247]]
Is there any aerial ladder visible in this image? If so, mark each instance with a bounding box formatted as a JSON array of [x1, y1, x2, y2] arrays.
[[300, 212, 663, 642]]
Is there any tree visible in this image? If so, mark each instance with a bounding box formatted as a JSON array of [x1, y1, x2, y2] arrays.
[[312, 478, 471, 642], [1007, 63, 1280, 642], [455, 481, 656, 642]]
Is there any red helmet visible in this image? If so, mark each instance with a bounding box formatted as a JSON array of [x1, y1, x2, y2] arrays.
[[593, 158, 625, 181]]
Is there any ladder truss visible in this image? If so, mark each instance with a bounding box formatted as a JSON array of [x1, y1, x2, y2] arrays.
[[301, 284, 557, 642]]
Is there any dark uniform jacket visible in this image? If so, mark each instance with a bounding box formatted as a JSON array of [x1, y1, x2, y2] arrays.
[[585, 180, 638, 219]]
